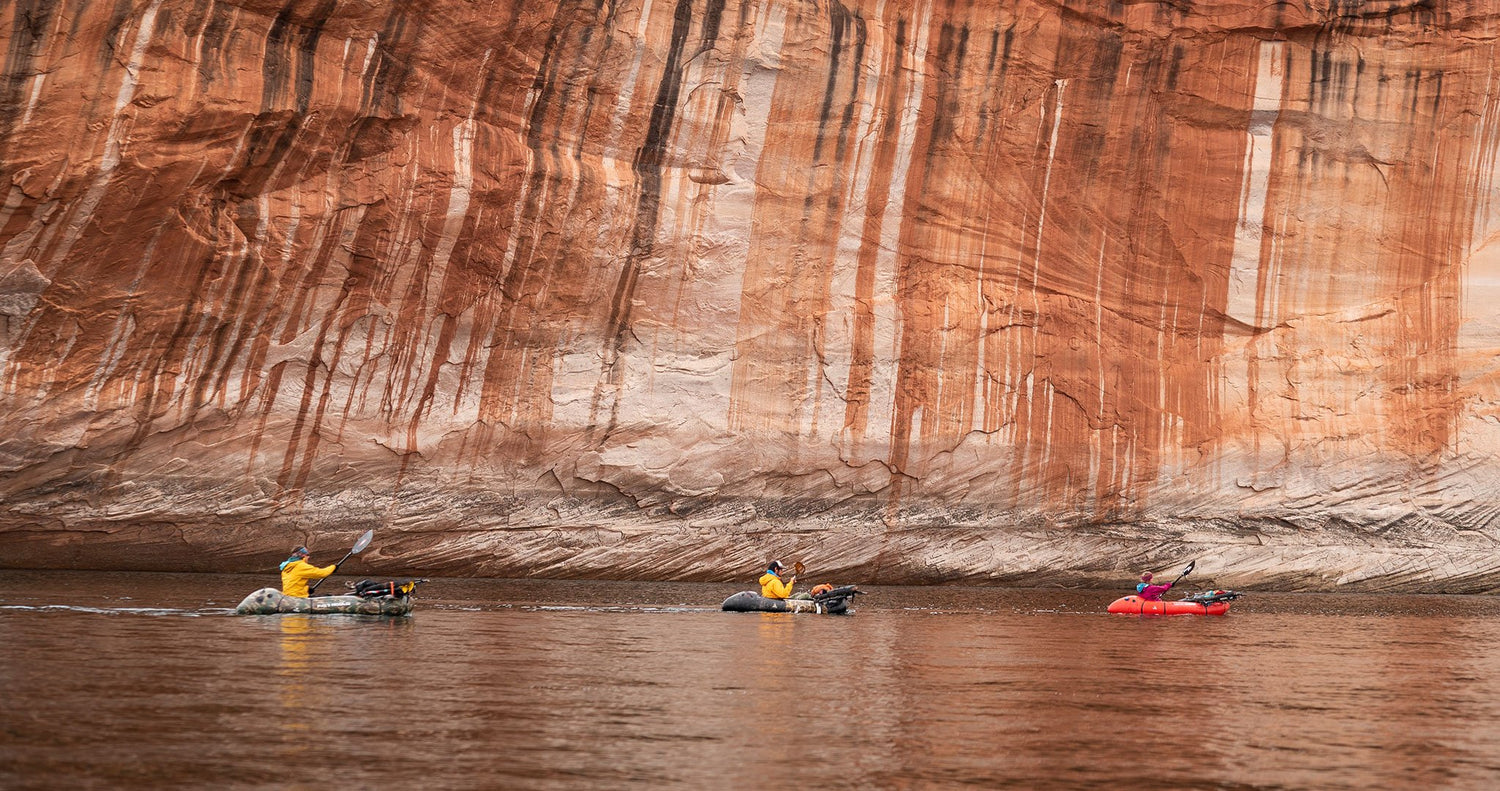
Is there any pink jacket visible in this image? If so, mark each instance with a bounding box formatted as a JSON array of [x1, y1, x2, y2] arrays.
[[1137, 582, 1173, 601]]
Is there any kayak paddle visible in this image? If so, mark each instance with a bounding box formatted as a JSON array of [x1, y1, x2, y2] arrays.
[[308, 529, 375, 595], [794, 561, 805, 578]]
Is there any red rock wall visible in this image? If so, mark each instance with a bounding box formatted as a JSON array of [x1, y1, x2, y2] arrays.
[[1, 0, 1499, 589]]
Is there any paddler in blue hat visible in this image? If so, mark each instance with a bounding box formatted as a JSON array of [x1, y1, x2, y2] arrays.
[[280, 546, 337, 598]]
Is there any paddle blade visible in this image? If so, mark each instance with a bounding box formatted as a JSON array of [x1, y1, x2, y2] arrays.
[[794, 561, 805, 576], [1181, 560, 1196, 577], [351, 529, 375, 554]]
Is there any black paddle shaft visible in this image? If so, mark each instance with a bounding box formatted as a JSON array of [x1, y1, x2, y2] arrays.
[[1168, 560, 1196, 588]]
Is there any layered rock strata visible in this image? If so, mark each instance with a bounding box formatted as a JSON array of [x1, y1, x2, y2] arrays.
[[2, 0, 1500, 591]]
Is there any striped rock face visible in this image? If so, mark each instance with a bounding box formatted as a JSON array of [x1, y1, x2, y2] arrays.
[[1, 1, 1499, 590]]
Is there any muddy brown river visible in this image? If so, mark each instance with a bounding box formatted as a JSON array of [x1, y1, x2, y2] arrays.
[[3, 570, 1499, 789]]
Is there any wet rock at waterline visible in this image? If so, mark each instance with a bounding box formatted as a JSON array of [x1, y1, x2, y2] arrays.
[[2, 2, 1500, 592]]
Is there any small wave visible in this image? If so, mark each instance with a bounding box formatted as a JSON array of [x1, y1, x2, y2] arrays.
[[0, 604, 217, 617], [521, 604, 640, 613], [515, 604, 717, 614]]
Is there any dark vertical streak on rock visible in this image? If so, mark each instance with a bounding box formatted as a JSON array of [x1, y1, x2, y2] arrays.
[[923, 22, 961, 155], [731, 1, 868, 440], [1073, 31, 1122, 189], [699, 0, 725, 50], [257, 1, 369, 480], [408, 28, 530, 441], [807, 2, 847, 177], [973, 26, 1001, 141], [591, 0, 700, 436], [190, 200, 275, 413], [804, 5, 866, 427], [209, 202, 316, 411], [218, 112, 302, 203], [832, 14, 867, 206], [888, 11, 948, 480], [488, 1, 575, 322], [294, 1, 337, 114], [289, 274, 360, 494], [844, 15, 907, 445], [362, 9, 412, 115], [891, 10, 988, 482], [272, 208, 354, 493], [520, 4, 572, 157], [262, 4, 294, 110], [197, 3, 231, 91], [98, 0, 134, 77], [478, 0, 611, 437], [574, 0, 619, 163], [122, 244, 229, 451], [0, 0, 58, 165], [257, 8, 416, 489], [258, 0, 332, 114]]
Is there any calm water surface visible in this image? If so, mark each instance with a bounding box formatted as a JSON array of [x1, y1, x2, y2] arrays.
[[4, 570, 1500, 789]]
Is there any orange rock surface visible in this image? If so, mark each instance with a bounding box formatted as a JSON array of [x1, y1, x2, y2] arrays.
[[1, 1, 1499, 590]]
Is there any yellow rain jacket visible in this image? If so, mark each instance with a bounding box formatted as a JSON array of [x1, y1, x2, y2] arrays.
[[280, 558, 337, 598], [759, 572, 795, 599]]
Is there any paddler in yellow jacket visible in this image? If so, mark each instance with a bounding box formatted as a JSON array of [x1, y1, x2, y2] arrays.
[[279, 546, 336, 598], [758, 560, 812, 600]]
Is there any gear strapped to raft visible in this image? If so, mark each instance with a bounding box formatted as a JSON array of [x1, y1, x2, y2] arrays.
[[1181, 589, 1243, 605], [347, 579, 428, 598], [810, 584, 864, 613], [811, 584, 862, 604]]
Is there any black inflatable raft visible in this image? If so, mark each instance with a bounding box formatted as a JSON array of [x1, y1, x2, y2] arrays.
[[722, 585, 865, 615]]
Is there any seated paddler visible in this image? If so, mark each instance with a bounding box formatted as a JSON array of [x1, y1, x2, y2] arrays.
[[759, 560, 812, 600], [1135, 571, 1174, 601], [280, 546, 336, 598]]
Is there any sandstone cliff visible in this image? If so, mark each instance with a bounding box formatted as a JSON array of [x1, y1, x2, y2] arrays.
[[2, 0, 1500, 591]]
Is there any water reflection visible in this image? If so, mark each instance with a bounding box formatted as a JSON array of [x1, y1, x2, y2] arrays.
[[278, 615, 315, 670], [276, 615, 317, 745]]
